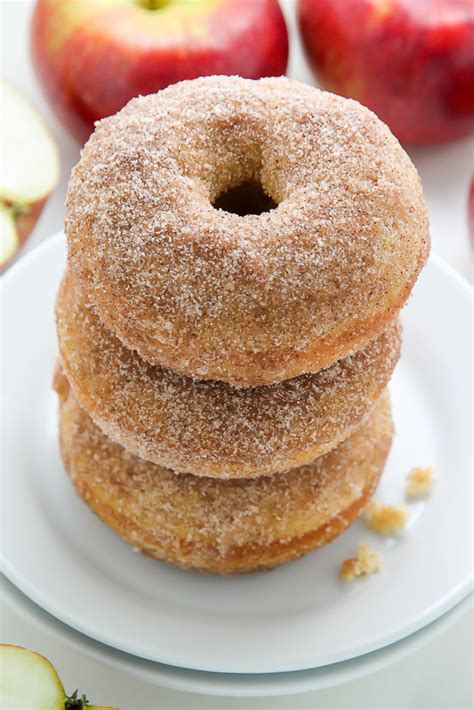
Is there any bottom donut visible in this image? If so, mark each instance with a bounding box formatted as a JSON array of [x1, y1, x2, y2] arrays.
[[55, 370, 393, 575]]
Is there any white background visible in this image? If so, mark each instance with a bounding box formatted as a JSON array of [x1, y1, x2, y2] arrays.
[[1, 1, 473, 707]]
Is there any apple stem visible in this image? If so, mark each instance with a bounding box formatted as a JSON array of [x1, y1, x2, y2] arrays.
[[135, 0, 170, 10], [65, 690, 90, 709]]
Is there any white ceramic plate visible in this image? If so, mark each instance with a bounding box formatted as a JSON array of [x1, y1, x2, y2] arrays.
[[1, 234, 473, 674], [2, 575, 472, 698]]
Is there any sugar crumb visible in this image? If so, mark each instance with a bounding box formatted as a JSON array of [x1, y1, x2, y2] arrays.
[[405, 466, 435, 499], [341, 543, 381, 581], [364, 499, 407, 535]]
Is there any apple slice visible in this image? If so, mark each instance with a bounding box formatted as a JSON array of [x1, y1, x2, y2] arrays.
[[0, 205, 17, 267], [0, 645, 118, 710], [0, 645, 64, 710], [0, 79, 59, 269]]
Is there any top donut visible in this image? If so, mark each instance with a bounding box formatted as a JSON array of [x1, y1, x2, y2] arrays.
[[66, 75, 429, 387]]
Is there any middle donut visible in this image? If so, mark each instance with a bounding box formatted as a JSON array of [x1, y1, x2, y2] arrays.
[[56, 271, 401, 480]]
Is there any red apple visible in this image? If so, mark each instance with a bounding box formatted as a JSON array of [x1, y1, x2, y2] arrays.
[[1, 80, 59, 270], [469, 177, 474, 245], [298, 0, 474, 144], [30, 0, 289, 143]]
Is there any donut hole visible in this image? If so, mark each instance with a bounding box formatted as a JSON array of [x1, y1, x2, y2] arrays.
[[213, 180, 278, 217]]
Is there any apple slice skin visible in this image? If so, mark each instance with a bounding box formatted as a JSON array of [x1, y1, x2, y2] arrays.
[[0, 206, 18, 269], [14, 198, 48, 246], [31, 0, 289, 144], [0, 197, 49, 271], [298, 0, 474, 144]]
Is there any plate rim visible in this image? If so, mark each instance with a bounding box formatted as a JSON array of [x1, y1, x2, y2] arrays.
[[2, 575, 472, 697]]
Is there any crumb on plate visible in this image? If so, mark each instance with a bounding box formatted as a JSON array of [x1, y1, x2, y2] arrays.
[[405, 466, 435, 499], [364, 499, 408, 535], [341, 543, 381, 582]]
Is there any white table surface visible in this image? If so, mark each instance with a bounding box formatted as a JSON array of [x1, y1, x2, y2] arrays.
[[1, 1, 473, 708]]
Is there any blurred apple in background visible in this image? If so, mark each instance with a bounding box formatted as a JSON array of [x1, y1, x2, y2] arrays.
[[469, 178, 474, 245], [1, 80, 59, 270], [30, 0, 289, 143], [298, 0, 474, 144]]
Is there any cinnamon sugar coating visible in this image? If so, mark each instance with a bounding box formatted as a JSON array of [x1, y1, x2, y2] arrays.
[[65, 75, 429, 386], [56, 271, 401, 479], [56, 372, 393, 575]]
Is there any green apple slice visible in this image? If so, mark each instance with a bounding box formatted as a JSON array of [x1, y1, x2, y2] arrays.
[[0, 79, 60, 204], [0, 645, 64, 710], [0, 645, 119, 709]]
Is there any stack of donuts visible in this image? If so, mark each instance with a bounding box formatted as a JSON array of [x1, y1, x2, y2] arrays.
[[55, 76, 429, 574]]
